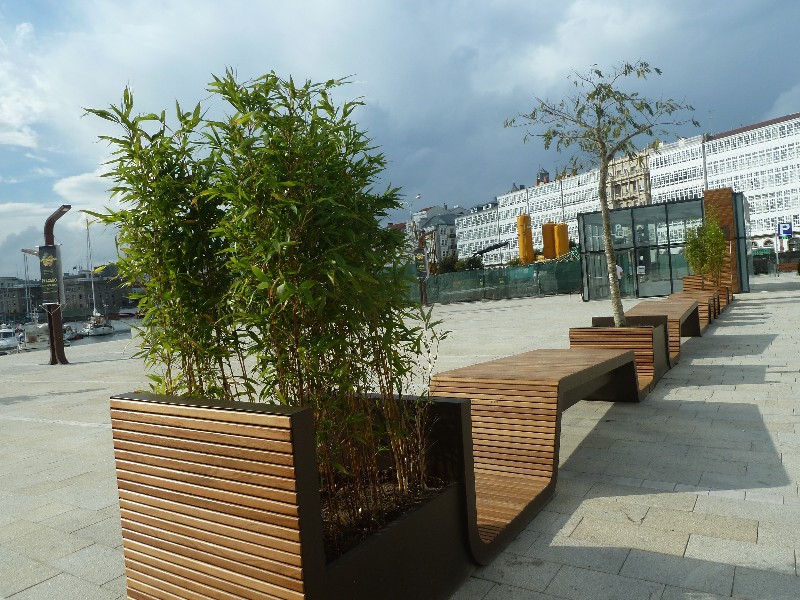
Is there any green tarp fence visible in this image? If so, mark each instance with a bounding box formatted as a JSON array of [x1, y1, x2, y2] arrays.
[[421, 261, 582, 305]]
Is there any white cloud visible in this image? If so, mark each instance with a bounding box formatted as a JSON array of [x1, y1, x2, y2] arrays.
[[0, 125, 37, 147], [53, 168, 112, 207], [14, 22, 33, 47]]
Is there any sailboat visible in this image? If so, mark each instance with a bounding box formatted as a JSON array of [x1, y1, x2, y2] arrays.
[[81, 221, 115, 337]]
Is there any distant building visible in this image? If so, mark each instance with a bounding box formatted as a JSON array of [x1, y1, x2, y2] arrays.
[[0, 267, 137, 323], [607, 153, 651, 208], [408, 204, 467, 270], [483, 171, 600, 264], [455, 201, 500, 263], [649, 112, 800, 247]]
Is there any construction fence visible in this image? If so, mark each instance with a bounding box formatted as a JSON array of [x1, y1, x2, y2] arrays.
[[419, 260, 582, 305]]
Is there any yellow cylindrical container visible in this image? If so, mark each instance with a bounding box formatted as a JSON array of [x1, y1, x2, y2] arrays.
[[542, 222, 556, 259], [516, 214, 534, 264], [555, 223, 570, 257]]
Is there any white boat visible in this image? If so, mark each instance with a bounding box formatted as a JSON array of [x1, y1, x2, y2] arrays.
[[82, 313, 115, 337], [0, 327, 19, 354], [82, 221, 115, 337], [63, 325, 84, 341]]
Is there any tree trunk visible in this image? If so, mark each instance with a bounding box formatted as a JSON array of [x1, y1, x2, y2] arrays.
[[598, 155, 626, 327]]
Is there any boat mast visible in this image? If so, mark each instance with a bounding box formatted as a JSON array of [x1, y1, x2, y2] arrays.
[[87, 220, 98, 317]]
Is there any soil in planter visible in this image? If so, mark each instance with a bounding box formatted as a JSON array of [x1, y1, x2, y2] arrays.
[[321, 480, 447, 562]]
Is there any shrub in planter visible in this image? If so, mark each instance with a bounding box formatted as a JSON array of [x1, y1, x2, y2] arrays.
[[88, 71, 448, 559], [685, 205, 727, 289]]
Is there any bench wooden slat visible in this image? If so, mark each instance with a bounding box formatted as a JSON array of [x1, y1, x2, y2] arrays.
[[430, 347, 638, 561]]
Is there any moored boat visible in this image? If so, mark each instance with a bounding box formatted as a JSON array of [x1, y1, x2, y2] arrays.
[[82, 314, 115, 337], [0, 327, 19, 354]]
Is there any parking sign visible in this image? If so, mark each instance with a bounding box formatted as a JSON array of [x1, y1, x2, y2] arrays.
[[778, 222, 793, 237]]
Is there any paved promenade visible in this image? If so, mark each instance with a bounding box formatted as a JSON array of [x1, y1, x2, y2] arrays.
[[0, 275, 798, 598]]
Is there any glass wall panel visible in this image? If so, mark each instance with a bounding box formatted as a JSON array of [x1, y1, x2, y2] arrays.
[[667, 201, 703, 244], [632, 205, 668, 246], [636, 246, 673, 296], [584, 253, 610, 300], [611, 209, 634, 249], [616, 249, 635, 298], [580, 213, 605, 252], [669, 244, 690, 290], [579, 195, 749, 301]]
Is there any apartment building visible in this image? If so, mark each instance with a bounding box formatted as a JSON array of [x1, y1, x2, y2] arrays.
[[455, 201, 501, 263], [608, 153, 652, 207], [649, 112, 800, 246]]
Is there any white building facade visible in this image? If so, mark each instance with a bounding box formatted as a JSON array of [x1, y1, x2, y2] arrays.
[[705, 114, 800, 244], [649, 135, 707, 205], [455, 202, 501, 264], [472, 172, 601, 264], [649, 112, 800, 246]]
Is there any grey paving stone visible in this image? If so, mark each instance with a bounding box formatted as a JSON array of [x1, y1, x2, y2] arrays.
[[732, 566, 800, 600], [757, 520, 800, 548], [641, 506, 758, 543], [483, 584, 563, 600], [694, 494, 800, 524], [99, 576, 127, 597], [684, 534, 796, 575], [0, 548, 61, 597], [584, 482, 699, 511], [3, 572, 118, 600], [53, 543, 124, 586], [522, 510, 577, 537], [2, 524, 93, 564], [523, 533, 631, 576], [39, 506, 117, 535], [544, 564, 664, 600], [474, 552, 561, 593], [447, 576, 495, 600], [569, 515, 689, 556], [619, 549, 734, 596], [72, 516, 123, 549]]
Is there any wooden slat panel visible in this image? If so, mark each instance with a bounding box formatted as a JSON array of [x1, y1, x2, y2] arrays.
[[121, 518, 303, 584], [114, 449, 296, 494], [112, 429, 295, 468], [430, 347, 637, 547], [114, 438, 296, 483], [111, 397, 309, 600], [112, 418, 294, 453], [116, 467, 299, 516], [119, 496, 301, 560], [111, 398, 295, 429], [111, 409, 293, 442], [126, 548, 290, 600], [124, 531, 305, 599], [118, 480, 300, 532]]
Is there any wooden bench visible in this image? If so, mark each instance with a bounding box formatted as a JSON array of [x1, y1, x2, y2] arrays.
[[682, 276, 733, 311], [625, 299, 700, 366], [668, 291, 716, 332], [777, 261, 799, 273], [429, 347, 638, 564], [573, 319, 670, 397]]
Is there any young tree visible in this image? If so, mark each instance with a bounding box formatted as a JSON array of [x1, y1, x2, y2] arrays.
[[506, 61, 698, 325], [685, 206, 728, 288]]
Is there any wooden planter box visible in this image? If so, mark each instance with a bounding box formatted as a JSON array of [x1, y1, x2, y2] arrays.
[[569, 321, 670, 398], [110, 392, 474, 600]]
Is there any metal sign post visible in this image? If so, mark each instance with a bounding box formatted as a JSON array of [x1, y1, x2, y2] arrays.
[[40, 205, 71, 365], [776, 223, 793, 277]]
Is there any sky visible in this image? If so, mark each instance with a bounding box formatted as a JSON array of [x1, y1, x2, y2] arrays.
[[0, 0, 798, 278]]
